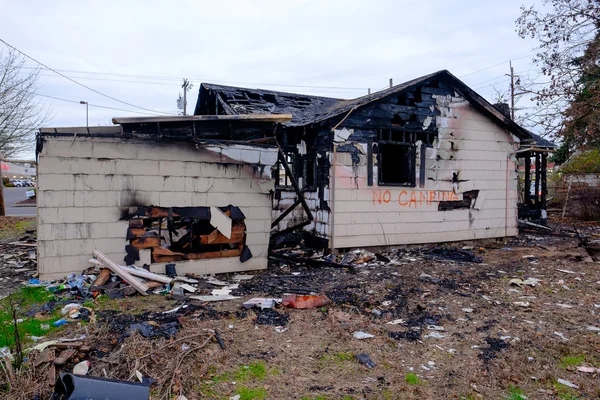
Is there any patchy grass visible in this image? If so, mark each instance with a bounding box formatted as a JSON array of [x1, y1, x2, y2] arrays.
[[236, 386, 267, 400], [0, 216, 35, 240], [505, 385, 527, 400], [0, 287, 64, 347], [553, 380, 580, 400], [405, 373, 421, 385], [236, 362, 267, 382], [560, 354, 585, 369]]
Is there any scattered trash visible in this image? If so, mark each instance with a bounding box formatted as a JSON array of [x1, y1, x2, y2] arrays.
[[53, 319, 68, 327], [556, 378, 578, 389], [424, 332, 446, 339], [553, 331, 569, 341], [556, 269, 577, 274], [478, 337, 509, 362], [555, 303, 574, 309], [73, 360, 90, 375], [577, 366, 600, 373], [462, 308, 474, 313], [242, 298, 281, 309], [509, 278, 541, 287], [513, 302, 531, 308], [275, 327, 288, 333], [53, 373, 150, 399], [254, 309, 288, 326], [181, 343, 191, 352], [586, 326, 600, 332], [356, 353, 376, 368], [282, 294, 331, 309], [427, 325, 445, 331], [353, 331, 375, 340]]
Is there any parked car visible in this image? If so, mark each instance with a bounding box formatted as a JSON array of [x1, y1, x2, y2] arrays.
[[9, 179, 24, 187]]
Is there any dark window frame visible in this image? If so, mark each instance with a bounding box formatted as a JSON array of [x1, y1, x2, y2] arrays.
[[274, 149, 318, 191], [376, 129, 417, 187]]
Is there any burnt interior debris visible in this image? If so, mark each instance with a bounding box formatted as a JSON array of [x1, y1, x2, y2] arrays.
[[126, 205, 249, 264], [438, 190, 479, 211]]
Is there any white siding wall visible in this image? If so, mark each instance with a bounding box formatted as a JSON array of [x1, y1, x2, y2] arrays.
[[331, 94, 519, 249], [37, 137, 274, 280]]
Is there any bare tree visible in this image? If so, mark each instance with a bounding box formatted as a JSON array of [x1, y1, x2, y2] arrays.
[[516, 0, 600, 143], [0, 49, 48, 158]]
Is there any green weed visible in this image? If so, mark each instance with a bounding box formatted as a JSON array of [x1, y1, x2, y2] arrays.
[[560, 355, 585, 369], [236, 362, 267, 382], [236, 386, 267, 400], [405, 373, 421, 385], [505, 385, 527, 400]]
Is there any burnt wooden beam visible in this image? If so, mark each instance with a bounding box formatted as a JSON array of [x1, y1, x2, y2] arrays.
[[535, 152, 541, 206], [541, 153, 547, 210], [524, 153, 531, 205]]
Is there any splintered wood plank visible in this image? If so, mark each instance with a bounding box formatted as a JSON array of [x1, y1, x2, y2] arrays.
[[185, 249, 242, 260], [200, 232, 244, 245], [204, 229, 219, 244], [93, 250, 149, 295], [131, 236, 161, 249], [53, 349, 77, 366]]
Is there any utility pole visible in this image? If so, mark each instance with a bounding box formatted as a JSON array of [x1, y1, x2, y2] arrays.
[[182, 79, 190, 116]]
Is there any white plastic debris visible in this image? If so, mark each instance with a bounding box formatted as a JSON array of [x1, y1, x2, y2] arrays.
[[586, 326, 600, 332], [555, 303, 574, 309], [387, 319, 404, 325], [513, 301, 531, 307], [448, 349, 457, 354], [73, 360, 90, 375], [427, 325, 445, 331], [181, 343, 191, 352], [61, 303, 81, 315], [275, 327, 288, 333], [425, 332, 446, 339], [135, 370, 143, 383], [462, 308, 474, 313], [242, 298, 281, 309], [557, 378, 578, 389], [556, 269, 577, 274], [427, 361, 435, 366], [577, 366, 600, 373], [230, 395, 241, 400], [553, 331, 569, 341], [232, 274, 254, 281], [353, 331, 375, 339]]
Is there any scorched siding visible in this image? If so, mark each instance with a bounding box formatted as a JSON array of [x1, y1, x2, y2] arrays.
[[331, 93, 519, 250], [37, 137, 275, 280]]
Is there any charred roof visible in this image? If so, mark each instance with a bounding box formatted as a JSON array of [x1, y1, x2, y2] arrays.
[[194, 70, 554, 147]]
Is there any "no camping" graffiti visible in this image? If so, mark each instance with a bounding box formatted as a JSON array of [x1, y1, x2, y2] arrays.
[[372, 189, 459, 208]]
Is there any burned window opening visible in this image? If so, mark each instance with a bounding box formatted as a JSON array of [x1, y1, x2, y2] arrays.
[[438, 190, 479, 211], [376, 129, 419, 187], [274, 151, 316, 190], [126, 206, 248, 264], [275, 151, 296, 188]]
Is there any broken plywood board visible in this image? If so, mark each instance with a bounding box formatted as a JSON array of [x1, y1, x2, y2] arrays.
[[210, 206, 232, 239]]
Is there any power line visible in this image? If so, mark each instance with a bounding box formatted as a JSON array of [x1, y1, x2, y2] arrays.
[[25, 66, 370, 91], [459, 55, 533, 78], [0, 38, 176, 115], [35, 93, 162, 116]]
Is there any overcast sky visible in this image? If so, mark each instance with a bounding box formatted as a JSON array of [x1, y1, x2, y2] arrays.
[[2, 0, 544, 157]]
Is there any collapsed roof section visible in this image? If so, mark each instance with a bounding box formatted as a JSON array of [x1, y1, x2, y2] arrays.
[[195, 70, 555, 148]]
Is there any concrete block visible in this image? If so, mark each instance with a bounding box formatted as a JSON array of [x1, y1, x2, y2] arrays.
[[159, 192, 193, 207]]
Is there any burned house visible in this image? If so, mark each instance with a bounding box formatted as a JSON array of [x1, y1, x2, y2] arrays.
[[36, 70, 553, 280], [196, 70, 553, 249]]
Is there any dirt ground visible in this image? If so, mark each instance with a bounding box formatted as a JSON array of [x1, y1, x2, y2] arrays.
[[0, 216, 36, 298], [2, 217, 600, 399]]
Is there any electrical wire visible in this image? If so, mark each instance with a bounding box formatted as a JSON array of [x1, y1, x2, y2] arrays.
[[0, 38, 176, 115], [35, 93, 163, 116]]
